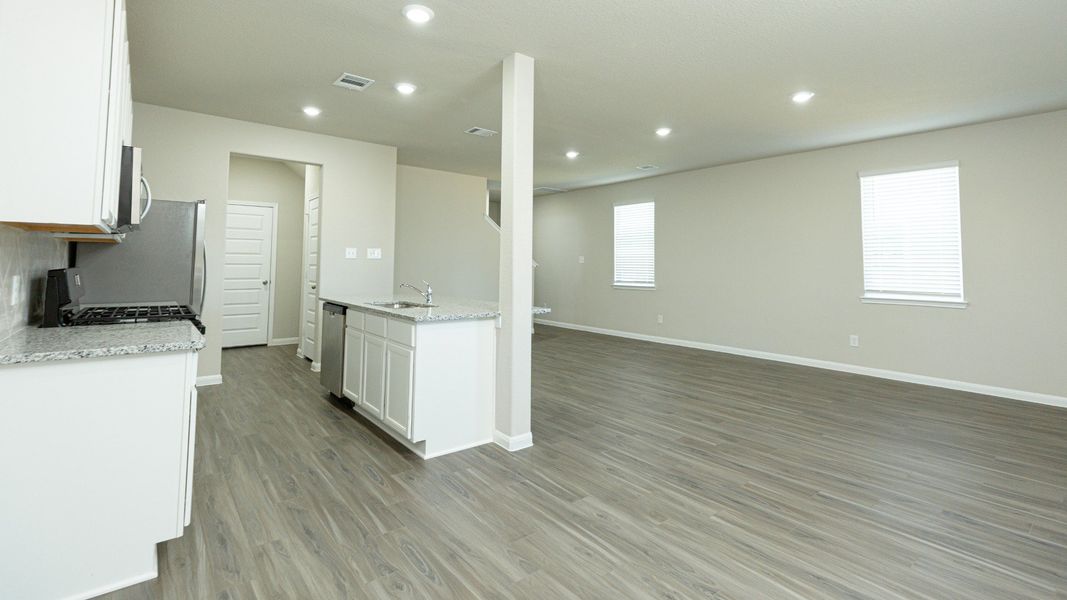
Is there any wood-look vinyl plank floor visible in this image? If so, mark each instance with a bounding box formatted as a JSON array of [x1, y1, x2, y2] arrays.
[[103, 326, 1067, 599]]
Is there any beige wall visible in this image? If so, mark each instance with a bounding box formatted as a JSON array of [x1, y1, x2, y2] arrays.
[[134, 103, 397, 378], [395, 165, 499, 301], [227, 155, 304, 342], [534, 109, 1067, 398]]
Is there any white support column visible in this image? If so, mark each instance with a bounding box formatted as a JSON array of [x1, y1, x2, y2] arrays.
[[494, 53, 535, 452]]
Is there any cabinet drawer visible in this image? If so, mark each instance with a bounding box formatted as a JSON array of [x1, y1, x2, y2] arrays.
[[388, 319, 415, 347], [364, 313, 387, 337], [346, 310, 364, 331]]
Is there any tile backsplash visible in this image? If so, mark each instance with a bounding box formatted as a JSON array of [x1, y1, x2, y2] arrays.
[[0, 225, 68, 342]]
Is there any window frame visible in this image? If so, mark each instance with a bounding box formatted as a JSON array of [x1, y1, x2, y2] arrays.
[[858, 161, 967, 309], [612, 199, 656, 290]]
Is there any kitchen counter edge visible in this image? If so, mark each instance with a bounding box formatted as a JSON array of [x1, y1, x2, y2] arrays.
[[0, 321, 205, 366]]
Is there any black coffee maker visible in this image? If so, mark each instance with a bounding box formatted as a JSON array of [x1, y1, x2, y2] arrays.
[[41, 268, 85, 328]]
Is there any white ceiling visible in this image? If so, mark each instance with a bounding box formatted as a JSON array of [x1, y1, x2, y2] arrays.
[[127, 0, 1067, 193]]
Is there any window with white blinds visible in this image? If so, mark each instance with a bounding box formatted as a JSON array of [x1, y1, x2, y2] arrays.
[[859, 163, 965, 306], [613, 201, 655, 288]]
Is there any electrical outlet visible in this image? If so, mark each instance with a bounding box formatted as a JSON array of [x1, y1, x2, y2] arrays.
[[578, 255, 585, 264], [344, 247, 359, 259], [9, 275, 21, 306], [367, 248, 383, 260], [656, 314, 663, 324], [849, 334, 860, 348]]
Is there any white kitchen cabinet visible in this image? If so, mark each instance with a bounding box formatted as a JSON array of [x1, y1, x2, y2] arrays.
[[342, 326, 364, 405], [384, 341, 415, 438], [0, 349, 198, 599], [339, 305, 495, 458], [362, 333, 387, 419], [0, 0, 133, 234]]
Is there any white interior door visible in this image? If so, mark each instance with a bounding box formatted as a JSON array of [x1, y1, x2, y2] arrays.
[[300, 196, 321, 361], [223, 202, 276, 348]]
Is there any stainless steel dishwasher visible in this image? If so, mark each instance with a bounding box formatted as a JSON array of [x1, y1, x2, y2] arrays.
[[320, 302, 346, 397]]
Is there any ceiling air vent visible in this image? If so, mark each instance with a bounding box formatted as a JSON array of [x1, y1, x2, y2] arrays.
[[465, 127, 499, 137], [533, 186, 568, 195], [333, 73, 375, 91], [636, 164, 660, 171]]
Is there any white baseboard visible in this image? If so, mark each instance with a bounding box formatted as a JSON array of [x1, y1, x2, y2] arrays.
[[196, 374, 223, 387], [493, 430, 533, 451], [72, 569, 157, 600], [296, 348, 305, 359], [423, 438, 494, 459], [534, 318, 1067, 409], [268, 337, 299, 347], [69, 545, 158, 600], [311, 361, 321, 373]]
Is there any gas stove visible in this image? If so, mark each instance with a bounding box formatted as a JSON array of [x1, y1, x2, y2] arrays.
[[42, 269, 205, 334], [70, 303, 205, 334]]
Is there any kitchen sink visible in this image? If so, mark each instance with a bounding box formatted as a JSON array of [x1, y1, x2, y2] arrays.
[[369, 301, 437, 309]]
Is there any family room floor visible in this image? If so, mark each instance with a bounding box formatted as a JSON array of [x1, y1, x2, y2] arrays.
[[104, 326, 1067, 599]]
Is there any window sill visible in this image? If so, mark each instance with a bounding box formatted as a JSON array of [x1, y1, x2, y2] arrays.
[[861, 296, 968, 309], [613, 283, 656, 290]]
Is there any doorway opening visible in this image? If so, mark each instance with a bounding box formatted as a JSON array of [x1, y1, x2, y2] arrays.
[[224, 155, 322, 365]]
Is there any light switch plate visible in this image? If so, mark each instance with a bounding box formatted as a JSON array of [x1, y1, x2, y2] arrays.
[[367, 248, 383, 260], [345, 248, 359, 259], [578, 255, 585, 264]]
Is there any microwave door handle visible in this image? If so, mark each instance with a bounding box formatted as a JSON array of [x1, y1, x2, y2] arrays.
[[139, 177, 153, 220]]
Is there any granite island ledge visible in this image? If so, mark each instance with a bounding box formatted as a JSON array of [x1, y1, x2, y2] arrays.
[[321, 295, 551, 323]]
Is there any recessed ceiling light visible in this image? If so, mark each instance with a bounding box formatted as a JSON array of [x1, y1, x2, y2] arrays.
[[302, 106, 321, 117], [791, 90, 815, 104], [655, 127, 672, 137], [403, 4, 434, 24], [565, 150, 579, 159], [395, 82, 417, 95]]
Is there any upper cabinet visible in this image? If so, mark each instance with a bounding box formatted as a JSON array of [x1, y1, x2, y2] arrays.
[[0, 0, 133, 235]]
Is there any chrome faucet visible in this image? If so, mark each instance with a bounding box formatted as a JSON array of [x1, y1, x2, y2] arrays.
[[400, 280, 433, 304]]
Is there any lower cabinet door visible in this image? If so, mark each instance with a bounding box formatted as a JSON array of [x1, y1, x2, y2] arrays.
[[362, 334, 387, 419], [384, 342, 414, 439], [342, 327, 364, 405]]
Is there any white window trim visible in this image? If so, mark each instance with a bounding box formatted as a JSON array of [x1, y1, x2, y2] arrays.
[[613, 199, 655, 289], [858, 161, 967, 309], [613, 283, 656, 290], [860, 295, 968, 309]]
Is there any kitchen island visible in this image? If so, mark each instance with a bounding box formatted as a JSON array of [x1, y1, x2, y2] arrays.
[[320, 295, 548, 458], [0, 321, 203, 600]]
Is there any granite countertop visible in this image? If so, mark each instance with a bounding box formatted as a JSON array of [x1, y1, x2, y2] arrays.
[[322, 294, 551, 323], [0, 321, 205, 365]]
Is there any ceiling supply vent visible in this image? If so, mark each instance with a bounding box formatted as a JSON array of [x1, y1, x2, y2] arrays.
[[333, 73, 375, 91], [465, 127, 499, 137], [636, 164, 660, 171], [533, 186, 568, 195]]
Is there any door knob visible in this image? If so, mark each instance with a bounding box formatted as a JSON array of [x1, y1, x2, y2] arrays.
[[262, 280, 269, 285], [311, 284, 317, 290]]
